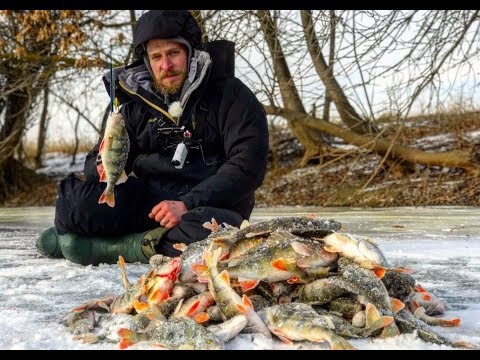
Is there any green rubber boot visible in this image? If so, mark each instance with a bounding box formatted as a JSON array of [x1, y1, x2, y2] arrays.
[[58, 227, 169, 266], [36, 227, 63, 259]]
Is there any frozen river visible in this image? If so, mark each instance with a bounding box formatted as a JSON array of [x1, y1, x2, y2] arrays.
[[0, 206, 479, 349]]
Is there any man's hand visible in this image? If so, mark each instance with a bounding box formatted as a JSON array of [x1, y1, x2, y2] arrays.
[[149, 200, 187, 229]]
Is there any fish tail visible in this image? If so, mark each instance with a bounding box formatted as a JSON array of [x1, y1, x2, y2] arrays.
[[435, 317, 461, 327], [191, 263, 209, 283], [117, 328, 140, 349], [329, 336, 357, 350], [365, 303, 394, 331], [379, 321, 401, 338], [98, 187, 115, 207], [133, 299, 149, 313]]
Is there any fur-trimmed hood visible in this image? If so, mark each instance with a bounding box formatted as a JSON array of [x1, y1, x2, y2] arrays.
[[103, 48, 211, 124]]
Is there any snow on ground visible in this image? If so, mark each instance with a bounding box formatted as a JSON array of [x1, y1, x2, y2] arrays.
[[0, 206, 479, 350], [36, 152, 86, 180]]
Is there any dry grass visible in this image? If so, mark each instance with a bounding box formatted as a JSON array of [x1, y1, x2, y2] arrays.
[[3, 182, 59, 207], [22, 138, 97, 158]]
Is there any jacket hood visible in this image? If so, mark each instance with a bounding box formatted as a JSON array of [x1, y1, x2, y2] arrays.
[[103, 48, 211, 123], [102, 40, 235, 121], [134, 10, 202, 59]]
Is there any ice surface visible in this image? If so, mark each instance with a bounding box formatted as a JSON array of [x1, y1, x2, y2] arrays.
[[0, 206, 479, 350]]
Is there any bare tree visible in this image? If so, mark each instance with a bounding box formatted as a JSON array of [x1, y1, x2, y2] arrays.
[[70, 112, 81, 167], [0, 10, 115, 202], [322, 10, 337, 123], [199, 10, 480, 174], [2, 10, 480, 203], [34, 83, 50, 169], [301, 10, 378, 135], [256, 10, 328, 167]]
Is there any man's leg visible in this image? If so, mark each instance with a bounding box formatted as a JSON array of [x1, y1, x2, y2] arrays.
[[54, 173, 160, 236], [37, 173, 166, 265], [155, 206, 245, 257], [37, 174, 245, 263]]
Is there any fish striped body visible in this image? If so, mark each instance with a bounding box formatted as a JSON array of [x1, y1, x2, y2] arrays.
[[98, 112, 130, 207]]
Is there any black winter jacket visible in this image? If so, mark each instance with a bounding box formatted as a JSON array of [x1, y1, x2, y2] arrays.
[[84, 41, 269, 220]]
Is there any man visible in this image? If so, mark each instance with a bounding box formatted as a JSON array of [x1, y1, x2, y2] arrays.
[[35, 10, 269, 266]]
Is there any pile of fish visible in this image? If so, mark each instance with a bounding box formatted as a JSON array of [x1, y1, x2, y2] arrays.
[[62, 216, 477, 350]]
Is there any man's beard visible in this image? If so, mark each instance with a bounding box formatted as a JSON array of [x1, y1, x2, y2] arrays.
[[153, 70, 187, 96]]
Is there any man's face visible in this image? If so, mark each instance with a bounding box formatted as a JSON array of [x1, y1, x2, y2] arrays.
[[146, 39, 188, 95]]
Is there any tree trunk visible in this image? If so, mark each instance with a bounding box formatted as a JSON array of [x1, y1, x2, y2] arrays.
[[70, 113, 81, 166], [322, 10, 336, 122], [0, 88, 44, 202], [0, 91, 29, 164], [257, 10, 327, 167], [34, 85, 50, 169], [0, 61, 51, 202], [265, 105, 480, 175], [301, 10, 377, 135]]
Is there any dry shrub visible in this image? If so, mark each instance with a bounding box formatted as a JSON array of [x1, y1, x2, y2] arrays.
[[23, 138, 96, 157], [256, 109, 480, 208]]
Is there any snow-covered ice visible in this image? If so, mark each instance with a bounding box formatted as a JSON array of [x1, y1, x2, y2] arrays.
[[0, 206, 479, 350]]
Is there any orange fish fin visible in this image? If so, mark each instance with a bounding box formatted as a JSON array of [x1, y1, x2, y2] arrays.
[[106, 192, 115, 207], [99, 171, 107, 182], [415, 284, 427, 292], [365, 303, 381, 328], [150, 289, 169, 303], [390, 297, 405, 313], [286, 276, 301, 284], [99, 139, 105, 153], [235, 304, 247, 314], [116, 170, 129, 185], [191, 263, 209, 283], [239, 279, 260, 293], [373, 268, 386, 279], [218, 251, 230, 261], [241, 294, 254, 309], [271, 259, 288, 271], [442, 318, 461, 327], [117, 255, 125, 268], [421, 292, 432, 300], [173, 243, 188, 252], [133, 299, 149, 313], [193, 312, 210, 324], [185, 300, 201, 317], [218, 270, 230, 285], [272, 328, 293, 345], [380, 322, 401, 338], [117, 328, 136, 349], [98, 190, 115, 207]]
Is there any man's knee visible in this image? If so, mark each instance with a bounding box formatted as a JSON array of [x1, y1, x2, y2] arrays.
[[55, 175, 158, 236], [182, 206, 245, 228]]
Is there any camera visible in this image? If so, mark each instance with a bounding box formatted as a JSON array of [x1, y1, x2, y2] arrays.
[[171, 142, 188, 169]]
